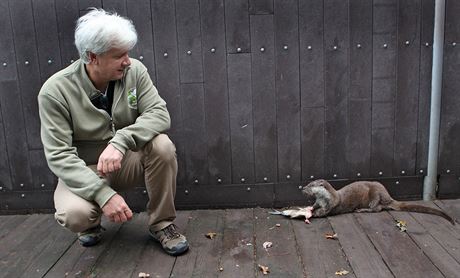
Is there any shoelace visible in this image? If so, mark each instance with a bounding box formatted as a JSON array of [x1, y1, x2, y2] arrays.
[[162, 224, 181, 240]]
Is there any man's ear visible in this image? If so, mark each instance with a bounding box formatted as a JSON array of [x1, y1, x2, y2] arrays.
[[88, 52, 98, 64]]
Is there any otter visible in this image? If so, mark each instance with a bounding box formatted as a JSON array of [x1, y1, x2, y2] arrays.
[[302, 179, 455, 225]]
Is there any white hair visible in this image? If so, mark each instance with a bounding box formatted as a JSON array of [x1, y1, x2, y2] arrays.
[[75, 8, 138, 64]]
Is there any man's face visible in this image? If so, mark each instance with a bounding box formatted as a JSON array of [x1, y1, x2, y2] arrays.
[[91, 47, 131, 81]]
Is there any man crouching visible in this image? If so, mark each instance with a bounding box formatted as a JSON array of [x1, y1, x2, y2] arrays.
[[38, 8, 188, 256]]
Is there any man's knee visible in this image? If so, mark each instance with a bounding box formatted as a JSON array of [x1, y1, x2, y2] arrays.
[[55, 206, 101, 233], [145, 134, 176, 162]]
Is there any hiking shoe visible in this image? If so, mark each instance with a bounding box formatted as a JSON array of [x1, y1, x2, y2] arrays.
[[149, 224, 189, 256], [78, 225, 104, 247]]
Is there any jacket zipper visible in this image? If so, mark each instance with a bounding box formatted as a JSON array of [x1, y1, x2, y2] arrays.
[[111, 70, 127, 135]]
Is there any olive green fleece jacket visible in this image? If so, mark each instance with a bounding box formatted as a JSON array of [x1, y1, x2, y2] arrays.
[[38, 59, 171, 207]]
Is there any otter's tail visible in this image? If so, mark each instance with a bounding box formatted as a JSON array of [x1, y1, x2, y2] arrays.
[[390, 201, 455, 225]]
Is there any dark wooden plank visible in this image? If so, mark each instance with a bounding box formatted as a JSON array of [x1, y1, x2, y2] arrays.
[[89, 214, 149, 277], [274, 182, 312, 208], [254, 208, 304, 277], [349, 0, 373, 100], [393, 0, 421, 176], [9, 0, 42, 150], [130, 211, 192, 278], [0, 80, 33, 190], [355, 211, 444, 277], [324, 0, 349, 179], [348, 100, 372, 177], [299, 0, 324, 180], [389, 206, 460, 278], [371, 0, 397, 177], [225, 0, 250, 53], [0, 190, 54, 212], [407, 201, 460, 265], [439, 175, 460, 198], [17, 223, 75, 277], [29, 149, 56, 190], [102, 0, 127, 15], [32, 0, 63, 82], [274, 0, 300, 182], [0, 106, 12, 190], [218, 209, 254, 277], [78, 0, 102, 15], [176, 183, 274, 209], [249, 0, 273, 14], [44, 220, 121, 278], [171, 209, 225, 277], [439, 0, 460, 175], [227, 54, 254, 184], [0, 0, 18, 82], [371, 102, 395, 178], [151, 0, 185, 186], [126, 0, 156, 83], [0, 1, 26, 190], [436, 199, 460, 221], [301, 108, 324, 180], [250, 15, 277, 184], [55, 0, 80, 66], [299, 0, 324, 108], [200, 0, 231, 185], [181, 83, 208, 185], [347, 0, 373, 178], [0, 215, 75, 278], [0, 214, 49, 259], [416, 0, 435, 174], [293, 217, 355, 278], [329, 214, 393, 277], [0, 215, 28, 240], [176, 0, 203, 83]]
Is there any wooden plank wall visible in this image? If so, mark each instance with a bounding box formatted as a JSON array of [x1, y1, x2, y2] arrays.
[[438, 0, 460, 197], [0, 0, 458, 212]]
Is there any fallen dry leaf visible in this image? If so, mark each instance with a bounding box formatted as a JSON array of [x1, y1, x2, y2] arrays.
[[263, 241, 273, 249], [138, 272, 150, 278], [335, 269, 349, 276], [269, 223, 282, 230], [395, 220, 407, 232], [205, 232, 217, 239], [258, 264, 270, 275], [325, 233, 338, 240]]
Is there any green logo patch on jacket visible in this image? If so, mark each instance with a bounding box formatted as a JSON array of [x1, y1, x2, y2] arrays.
[[127, 88, 137, 109]]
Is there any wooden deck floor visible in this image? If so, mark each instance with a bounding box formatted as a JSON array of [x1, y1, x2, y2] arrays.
[[1, 199, 460, 278]]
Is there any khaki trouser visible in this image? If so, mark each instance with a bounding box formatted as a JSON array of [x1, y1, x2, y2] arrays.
[[54, 134, 177, 233]]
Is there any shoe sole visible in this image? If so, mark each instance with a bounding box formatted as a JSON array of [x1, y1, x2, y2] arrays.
[[78, 238, 101, 247], [148, 230, 189, 256]]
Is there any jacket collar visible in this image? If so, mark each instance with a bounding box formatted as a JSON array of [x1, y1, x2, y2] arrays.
[[75, 59, 101, 100]]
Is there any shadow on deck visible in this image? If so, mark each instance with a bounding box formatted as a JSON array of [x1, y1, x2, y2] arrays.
[[1, 199, 460, 277]]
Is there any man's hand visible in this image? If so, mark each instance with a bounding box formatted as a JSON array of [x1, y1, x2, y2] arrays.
[[102, 194, 133, 223], [97, 143, 123, 176]]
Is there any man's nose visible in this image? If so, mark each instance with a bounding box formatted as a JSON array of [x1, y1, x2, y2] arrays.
[[122, 55, 131, 67]]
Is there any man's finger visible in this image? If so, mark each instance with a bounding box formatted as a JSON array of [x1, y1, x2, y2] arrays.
[[119, 211, 128, 222], [102, 160, 109, 175], [97, 160, 103, 175], [114, 160, 122, 171], [113, 214, 121, 223], [125, 209, 133, 220], [107, 160, 114, 173], [124, 208, 133, 221]]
